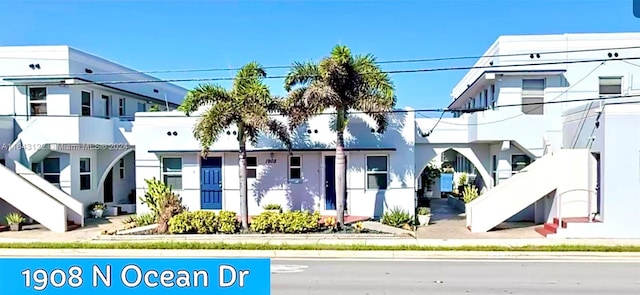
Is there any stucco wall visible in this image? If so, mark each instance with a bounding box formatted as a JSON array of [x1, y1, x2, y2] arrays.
[[133, 109, 416, 218]]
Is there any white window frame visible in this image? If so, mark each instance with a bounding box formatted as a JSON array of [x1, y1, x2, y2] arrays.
[[28, 87, 48, 116], [598, 76, 623, 97], [101, 94, 111, 118], [161, 157, 183, 190], [32, 158, 61, 187], [521, 79, 545, 115], [79, 157, 91, 190], [246, 156, 257, 179], [118, 97, 126, 116], [81, 90, 92, 116], [365, 154, 389, 190], [137, 102, 147, 112], [288, 155, 302, 181], [118, 158, 125, 179], [490, 84, 496, 109]]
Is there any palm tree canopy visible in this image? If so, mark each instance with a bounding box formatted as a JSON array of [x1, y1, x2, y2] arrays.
[[178, 62, 291, 154], [283, 45, 396, 132]]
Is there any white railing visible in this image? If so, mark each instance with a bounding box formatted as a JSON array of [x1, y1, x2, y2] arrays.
[[555, 188, 596, 227]]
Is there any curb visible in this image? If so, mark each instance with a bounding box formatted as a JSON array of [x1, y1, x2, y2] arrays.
[[1, 249, 640, 260], [94, 233, 404, 241]]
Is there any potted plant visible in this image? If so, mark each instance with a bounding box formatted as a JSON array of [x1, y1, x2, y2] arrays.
[[416, 207, 431, 226], [89, 202, 107, 218], [457, 173, 468, 196], [5, 212, 26, 231], [263, 204, 282, 213], [423, 163, 441, 198]]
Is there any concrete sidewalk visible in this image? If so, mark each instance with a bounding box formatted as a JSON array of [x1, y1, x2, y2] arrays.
[[1, 248, 640, 260]]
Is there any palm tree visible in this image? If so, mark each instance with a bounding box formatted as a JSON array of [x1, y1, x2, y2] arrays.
[[179, 62, 291, 231], [283, 45, 396, 226]]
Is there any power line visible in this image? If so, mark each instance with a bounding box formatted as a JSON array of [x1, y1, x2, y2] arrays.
[[2, 56, 638, 88], [4, 45, 640, 77], [3, 94, 638, 119], [421, 61, 606, 126]]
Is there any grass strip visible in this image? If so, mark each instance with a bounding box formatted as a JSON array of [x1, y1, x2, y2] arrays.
[[0, 242, 639, 252]]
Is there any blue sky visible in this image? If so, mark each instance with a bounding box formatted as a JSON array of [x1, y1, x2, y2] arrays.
[[1, 0, 639, 110]]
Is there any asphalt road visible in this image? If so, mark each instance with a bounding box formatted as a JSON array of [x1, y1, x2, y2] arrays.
[[271, 258, 640, 294]]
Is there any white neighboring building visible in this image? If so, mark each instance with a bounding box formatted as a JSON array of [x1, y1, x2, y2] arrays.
[[0, 45, 187, 232], [414, 32, 640, 237]]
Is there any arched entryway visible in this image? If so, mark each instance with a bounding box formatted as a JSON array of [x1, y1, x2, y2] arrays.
[[415, 146, 492, 199], [96, 148, 136, 210]]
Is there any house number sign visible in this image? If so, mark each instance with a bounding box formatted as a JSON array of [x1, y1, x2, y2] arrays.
[[265, 159, 277, 164]]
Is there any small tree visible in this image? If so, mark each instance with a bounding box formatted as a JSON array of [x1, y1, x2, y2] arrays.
[[283, 45, 396, 226], [179, 62, 292, 231]]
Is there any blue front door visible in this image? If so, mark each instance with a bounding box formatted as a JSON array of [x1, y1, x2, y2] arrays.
[[324, 155, 348, 211], [324, 156, 336, 210], [201, 157, 223, 210]]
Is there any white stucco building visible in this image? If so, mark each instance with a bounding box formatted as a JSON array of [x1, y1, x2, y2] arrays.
[[0, 45, 187, 232], [416, 32, 640, 238], [132, 109, 416, 218], [2, 33, 640, 239]]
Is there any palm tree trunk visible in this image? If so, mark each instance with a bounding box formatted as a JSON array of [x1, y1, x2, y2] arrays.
[[335, 109, 347, 227], [238, 126, 249, 231]]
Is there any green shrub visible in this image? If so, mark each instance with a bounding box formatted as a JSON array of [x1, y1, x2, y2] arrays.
[[217, 211, 239, 234], [463, 185, 479, 204], [168, 212, 192, 234], [190, 211, 218, 234], [140, 178, 172, 218], [381, 207, 412, 228], [249, 211, 281, 233], [168, 211, 218, 234], [276, 210, 321, 233], [135, 213, 156, 227]]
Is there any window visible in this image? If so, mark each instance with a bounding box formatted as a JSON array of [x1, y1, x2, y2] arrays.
[[118, 159, 125, 179], [599, 77, 622, 96], [490, 84, 496, 108], [521, 79, 545, 115], [289, 156, 302, 180], [102, 95, 110, 118], [118, 98, 125, 116], [162, 157, 182, 190], [483, 89, 489, 108], [42, 158, 61, 185], [31, 158, 61, 185], [492, 155, 497, 185], [246, 157, 257, 178], [79, 158, 91, 190], [0, 159, 4, 166], [137, 102, 146, 112], [28, 87, 47, 116], [366, 155, 388, 190], [81, 91, 92, 116], [511, 155, 532, 173]]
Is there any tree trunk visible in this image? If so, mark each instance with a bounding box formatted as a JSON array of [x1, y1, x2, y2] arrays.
[[335, 109, 347, 227], [238, 127, 249, 231]]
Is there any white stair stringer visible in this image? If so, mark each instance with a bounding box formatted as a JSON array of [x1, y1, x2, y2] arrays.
[[0, 163, 68, 232], [12, 160, 85, 227], [466, 153, 558, 233]]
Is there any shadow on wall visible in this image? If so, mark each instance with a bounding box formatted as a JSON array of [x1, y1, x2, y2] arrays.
[[252, 122, 329, 211], [344, 112, 413, 217]]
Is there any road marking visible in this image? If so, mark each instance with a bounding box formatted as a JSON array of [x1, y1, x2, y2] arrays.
[[271, 264, 308, 274]]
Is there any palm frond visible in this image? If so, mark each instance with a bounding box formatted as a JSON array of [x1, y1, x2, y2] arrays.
[[178, 84, 233, 116], [233, 61, 267, 92], [193, 102, 235, 155], [284, 61, 320, 91]]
